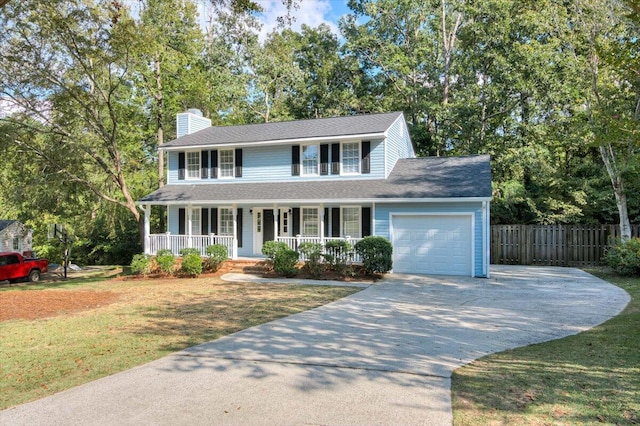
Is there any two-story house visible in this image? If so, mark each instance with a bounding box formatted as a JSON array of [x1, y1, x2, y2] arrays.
[[138, 110, 491, 277]]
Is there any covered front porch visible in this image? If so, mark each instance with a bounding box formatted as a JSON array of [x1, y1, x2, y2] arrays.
[[141, 203, 370, 262]]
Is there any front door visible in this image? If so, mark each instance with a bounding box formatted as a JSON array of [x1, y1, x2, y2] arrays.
[[263, 209, 275, 244]]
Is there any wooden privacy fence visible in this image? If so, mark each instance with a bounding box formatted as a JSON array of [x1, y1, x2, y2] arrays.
[[491, 224, 640, 267]]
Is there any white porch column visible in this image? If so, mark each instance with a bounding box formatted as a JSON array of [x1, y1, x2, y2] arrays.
[[372, 202, 376, 235], [273, 204, 278, 240], [319, 204, 325, 244], [187, 205, 192, 249], [232, 205, 238, 259], [143, 204, 151, 255]]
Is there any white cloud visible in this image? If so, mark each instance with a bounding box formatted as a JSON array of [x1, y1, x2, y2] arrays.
[[255, 0, 340, 41]]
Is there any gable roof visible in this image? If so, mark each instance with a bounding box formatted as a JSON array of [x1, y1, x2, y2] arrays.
[[0, 220, 17, 233], [162, 111, 405, 149], [138, 155, 491, 204]]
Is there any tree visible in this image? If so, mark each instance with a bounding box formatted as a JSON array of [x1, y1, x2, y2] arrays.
[[0, 0, 153, 240]]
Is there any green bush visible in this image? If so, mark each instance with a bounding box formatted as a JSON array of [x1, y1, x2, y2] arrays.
[[155, 249, 176, 275], [273, 249, 299, 277], [324, 240, 353, 276], [180, 253, 203, 277], [130, 254, 151, 275], [299, 242, 323, 278], [179, 248, 201, 256], [604, 238, 640, 276], [355, 236, 393, 274], [203, 244, 228, 272], [262, 241, 290, 260]]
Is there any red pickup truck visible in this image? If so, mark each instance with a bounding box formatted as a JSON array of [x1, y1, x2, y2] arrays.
[[0, 252, 49, 283]]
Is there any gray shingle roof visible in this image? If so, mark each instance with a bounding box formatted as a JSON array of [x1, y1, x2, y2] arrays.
[[138, 155, 491, 203], [0, 220, 17, 232], [163, 111, 404, 148]]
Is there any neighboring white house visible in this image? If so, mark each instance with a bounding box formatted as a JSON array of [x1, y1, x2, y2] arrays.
[[0, 220, 33, 255], [138, 111, 492, 277]]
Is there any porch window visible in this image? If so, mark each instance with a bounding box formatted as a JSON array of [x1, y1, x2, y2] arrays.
[[302, 208, 319, 236], [190, 208, 201, 235], [342, 207, 361, 238], [186, 152, 200, 179], [342, 142, 360, 174], [302, 145, 319, 176], [220, 207, 234, 235], [219, 149, 234, 178]]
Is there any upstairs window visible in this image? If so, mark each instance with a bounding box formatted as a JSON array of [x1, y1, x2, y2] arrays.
[[342, 142, 360, 174], [302, 145, 319, 176], [219, 149, 234, 178], [186, 152, 200, 179]]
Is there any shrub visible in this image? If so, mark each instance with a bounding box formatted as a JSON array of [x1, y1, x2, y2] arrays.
[[262, 241, 290, 260], [299, 242, 323, 278], [324, 240, 353, 276], [203, 244, 228, 272], [179, 248, 201, 256], [604, 238, 640, 276], [155, 249, 176, 275], [130, 254, 150, 275], [273, 249, 299, 277], [180, 253, 203, 277], [355, 236, 393, 274]]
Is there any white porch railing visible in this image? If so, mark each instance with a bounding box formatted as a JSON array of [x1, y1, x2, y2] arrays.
[[276, 236, 363, 263], [148, 233, 235, 258]]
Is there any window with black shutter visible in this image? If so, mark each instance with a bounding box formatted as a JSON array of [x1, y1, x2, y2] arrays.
[[201, 208, 209, 235], [292, 208, 300, 235], [201, 151, 209, 179], [361, 141, 371, 174], [235, 149, 243, 177], [331, 143, 340, 174], [361, 207, 371, 236], [178, 208, 186, 234], [210, 150, 218, 179], [331, 208, 340, 237], [210, 208, 218, 234], [178, 153, 185, 180], [320, 144, 329, 175], [292, 145, 300, 176], [237, 208, 243, 247]]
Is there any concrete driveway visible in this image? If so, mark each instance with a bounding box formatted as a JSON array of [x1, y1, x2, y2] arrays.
[[1, 266, 629, 425]]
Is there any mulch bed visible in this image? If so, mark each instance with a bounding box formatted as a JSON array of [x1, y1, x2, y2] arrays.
[[0, 290, 120, 321]]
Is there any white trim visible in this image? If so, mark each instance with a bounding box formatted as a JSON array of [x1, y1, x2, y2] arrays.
[[138, 197, 492, 206], [340, 141, 361, 175], [389, 212, 475, 277], [218, 148, 235, 179], [341, 205, 362, 238], [185, 150, 201, 180], [301, 143, 320, 176], [161, 132, 387, 151]]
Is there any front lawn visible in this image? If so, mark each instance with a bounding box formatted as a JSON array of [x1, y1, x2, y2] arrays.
[[0, 275, 360, 409], [452, 270, 639, 425]]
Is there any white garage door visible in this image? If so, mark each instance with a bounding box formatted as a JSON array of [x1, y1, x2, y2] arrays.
[[392, 215, 473, 276]]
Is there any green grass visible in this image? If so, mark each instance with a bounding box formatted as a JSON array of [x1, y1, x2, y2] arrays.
[[452, 270, 640, 425], [0, 276, 360, 409]]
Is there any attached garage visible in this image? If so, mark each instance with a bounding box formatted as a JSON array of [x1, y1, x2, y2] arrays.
[[391, 214, 473, 276]]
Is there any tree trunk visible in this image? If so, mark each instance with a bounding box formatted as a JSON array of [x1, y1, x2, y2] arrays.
[[600, 144, 632, 240]]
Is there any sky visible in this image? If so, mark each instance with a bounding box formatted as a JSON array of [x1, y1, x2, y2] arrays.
[[254, 0, 351, 39], [197, 0, 352, 41]]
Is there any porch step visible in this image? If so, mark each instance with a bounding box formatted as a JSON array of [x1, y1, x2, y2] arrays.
[[218, 259, 272, 275]]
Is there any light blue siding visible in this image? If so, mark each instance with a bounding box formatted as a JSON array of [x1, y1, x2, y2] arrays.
[[168, 205, 180, 234], [384, 115, 415, 177], [374, 202, 486, 277], [167, 151, 179, 184], [167, 139, 387, 184]]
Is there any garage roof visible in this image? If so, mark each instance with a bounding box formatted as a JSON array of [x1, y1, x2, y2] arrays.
[[138, 155, 491, 204]]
